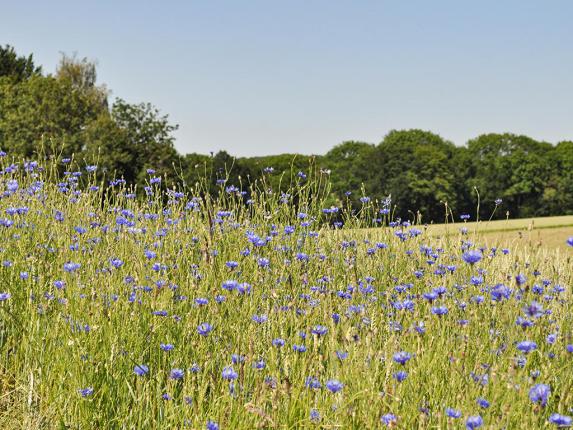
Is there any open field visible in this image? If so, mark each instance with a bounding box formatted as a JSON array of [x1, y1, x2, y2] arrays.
[[427, 216, 573, 251], [1, 160, 572, 429], [360, 216, 573, 251]]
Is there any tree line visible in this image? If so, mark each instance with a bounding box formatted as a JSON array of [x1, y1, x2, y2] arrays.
[[1, 45, 572, 222]]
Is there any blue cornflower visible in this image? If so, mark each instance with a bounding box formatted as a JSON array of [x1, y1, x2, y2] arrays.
[[446, 408, 462, 418], [272, 338, 285, 347], [393, 351, 412, 365], [311, 325, 328, 336], [222, 366, 238, 380], [206, 421, 219, 430], [197, 323, 213, 336], [110, 258, 123, 268], [466, 415, 483, 429], [325, 379, 343, 393], [393, 371, 408, 382], [170, 368, 185, 380], [252, 314, 268, 324], [160, 343, 174, 351], [0, 292, 10, 301], [431, 306, 448, 316], [516, 273, 527, 285], [258, 257, 270, 268], [78, 387, 94, 397], [462, 250, 482, 265], [381, 413, 397, 426], [567, 237, 573, 247], [523, 301, 544, 318], [63, 262, 81, 273], [310, 408, 320, 422], [134, 364, 149, 376], [517, 341, 537, 354], [253, 359, 265, 370], [549, 413, 572, 427], [222, 280, 238, 291], [231, 354, 245, 364], [477, 398, 490, 409], [529, 383, 551, 407], [305, 376, 321, 389]]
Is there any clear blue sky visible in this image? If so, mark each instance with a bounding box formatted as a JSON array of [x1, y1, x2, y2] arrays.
[[2, 1, 572, 156]]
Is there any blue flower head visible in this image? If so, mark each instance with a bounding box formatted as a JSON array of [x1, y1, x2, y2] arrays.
[[529, 383, 551, 407], [134, 364, 149, 376], [325, 379, 343, 393]]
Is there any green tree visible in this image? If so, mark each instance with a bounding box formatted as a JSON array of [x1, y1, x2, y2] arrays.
[[466, 133, 553, 218], [375, 130, 459, 223], [0, 74, 105, 157], [0, 45, 41, 82], [110, 98, 181, 185], [323, 141, 378, 206]]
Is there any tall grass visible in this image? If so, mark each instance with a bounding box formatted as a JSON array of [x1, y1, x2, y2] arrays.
[[0, 155, 572, 429]]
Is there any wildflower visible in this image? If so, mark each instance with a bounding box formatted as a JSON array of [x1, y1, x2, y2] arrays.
[[110, 258, 123, 268], [197, 323, 213, 336], [78, 387, 94, 397], [252, 314, 268, 324], [446, 408, 462, 418], [325, 379, 343, 393], [206, 421, 219, 430], [134, 364, 149, 376], [393, 351, 412, 365], [477, 398, 490, 409], [516, 274, 527, 285], [272, 338, 285, 347], [170, 368, 184, 380], [517, 341, 537, 354], [257, 257, 270, 268], [231, 354, 245, 364], [305, 376, 321, 389], [466, 415, 483, 429], [567, 237, 573, 247], [0, 292, 10, 301], [462, 250, 482, 265], [431, 306, 448, 316], [311, 325, 328, 336], [523, 301, 544, 318], [393, 371, 408, 382], [310, 408, 320, 422], [549, 413, 572, 427], [222, 366, 238, 380], [529, 384, 551, 407], [63, 262, 81, 273], [381, 413, 397, 426]]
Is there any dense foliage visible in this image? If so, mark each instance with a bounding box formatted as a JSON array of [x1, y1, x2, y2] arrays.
[[0, 154, 572, 429], [1, 45, 572, 224]]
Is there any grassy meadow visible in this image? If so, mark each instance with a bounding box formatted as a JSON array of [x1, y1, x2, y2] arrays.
[[0, 157, 572, 429]]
